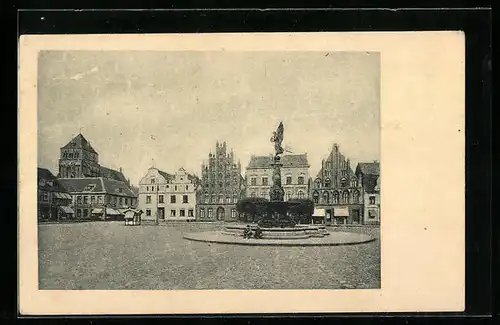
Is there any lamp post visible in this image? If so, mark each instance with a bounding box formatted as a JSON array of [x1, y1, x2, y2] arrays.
[[155, 183, 159, 225]]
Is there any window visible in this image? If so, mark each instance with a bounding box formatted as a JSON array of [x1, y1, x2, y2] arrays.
[[200, 209, 205, 218], [91, 196, 96, 204], [147, 186, 149, 192], [83, 209, 89, 218], [368, 209, 377, 218], [286, 191, 292, 201], [151, 178, 155, 184], [159, 195, 164, 203], [174, 185, 177, 191], [77, 195, 82, 204], [183, 195, 188, 203], [146, 196, 151, 204], [323, 191, 330, 204], [298, 191, 305, 199], [353, 191, 360, 204], [369, 196, 376, 205], [157, 186, 159, 191], [315, 179, 321, 188], [333, 192, 339, 204], [146, 209, 151, 216], [251, 177, 257, 186], [231, 209, 237, 219], [313, 191, 319, 203], [324, 178, 331, 187], [261, 191, 267, 199], [262, 177, 268, 186], [186, 185, 189, 191], [341, 177, 347, 187], [125, 198, 129, 205], [298, 176, 305, 185], [171, 210, 176, 217], [83, 184, 96, 192], [188, 210, 194, 217], [219, 195, 223, 203], [180, 209, 186, 217], [343, 191, 350, 204], [250, 191, 256, 198], [170, 195, 176, 203], [119, 198, 123, 205], [39, 179, 46, 186], [208, 209, 213, 218], [286, 176, 292, 185], [83, 196, 88, 204], [97, 196, 103, 204], [204, 195, 209, 204], [77, 209, 82, 218]]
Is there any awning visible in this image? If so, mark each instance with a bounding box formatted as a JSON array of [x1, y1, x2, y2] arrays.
[[334, 207, 350, 217], [54, 192, 72, 199], [312, 208, 326, 217], [59, 206, 74, 214], [91, 208, 103, 214], [105, 208, 121, 215]]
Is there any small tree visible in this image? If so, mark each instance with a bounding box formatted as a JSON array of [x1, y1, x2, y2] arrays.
[[287, 198, 315, 224], [236, 197, 269, 222]]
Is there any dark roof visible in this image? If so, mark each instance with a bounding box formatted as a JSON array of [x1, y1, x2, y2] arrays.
[[157, 170, 174, 181], [57, 177, 136, 197], [57, 177, 104, 193], [38, 168, 70, 193], [356, 162, 380, 176], [61, 133, 98, 154], [102, 178, 136, 197], [100, 165, 128, 183], [247, 154, 309, 169]]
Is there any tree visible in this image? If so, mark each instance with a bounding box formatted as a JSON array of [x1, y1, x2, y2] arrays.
[[287, 198, 315, 223], [236, 197, 269, 222]]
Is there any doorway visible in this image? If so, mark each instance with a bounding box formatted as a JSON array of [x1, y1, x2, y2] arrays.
[[158, 207, 165, 220], [216, 207, 225, 221]]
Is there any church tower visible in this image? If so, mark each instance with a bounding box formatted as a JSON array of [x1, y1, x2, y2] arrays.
[[58, 133, 100, 178]]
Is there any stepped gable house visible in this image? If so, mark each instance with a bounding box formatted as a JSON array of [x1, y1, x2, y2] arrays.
[[197, 141, 245, 222], [37, 168, 73, 221], [245, 154, 310, 201], [137, 167, 200, 222], [311, 143, 364, 225], [355, 162, 381, 225]]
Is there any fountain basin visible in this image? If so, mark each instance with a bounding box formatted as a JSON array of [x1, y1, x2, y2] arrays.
[[223, 224, 329, 239]]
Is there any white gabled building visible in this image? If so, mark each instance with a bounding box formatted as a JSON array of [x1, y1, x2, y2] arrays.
[[137, 167, 200, 222]]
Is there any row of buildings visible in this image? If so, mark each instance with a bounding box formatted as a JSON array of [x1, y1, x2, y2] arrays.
[[38, 133, 380, 225]]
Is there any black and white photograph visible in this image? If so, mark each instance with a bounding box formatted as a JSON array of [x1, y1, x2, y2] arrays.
[[18, 32, 465, 315], [37, 50, 381, 290]]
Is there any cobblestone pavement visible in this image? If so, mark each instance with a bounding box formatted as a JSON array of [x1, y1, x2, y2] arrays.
[[38, 222, 380, 290]]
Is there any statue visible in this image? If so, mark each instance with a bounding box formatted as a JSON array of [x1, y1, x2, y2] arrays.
[[270, 121, 285, 158]]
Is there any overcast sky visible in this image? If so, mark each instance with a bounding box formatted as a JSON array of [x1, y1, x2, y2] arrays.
[[38, 51, 380, 185]]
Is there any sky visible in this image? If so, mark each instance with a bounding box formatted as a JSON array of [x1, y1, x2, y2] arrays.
[[38, 51, 380, 186]]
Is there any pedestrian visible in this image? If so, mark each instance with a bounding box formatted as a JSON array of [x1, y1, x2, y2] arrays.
[[243, 225, 253, 239]]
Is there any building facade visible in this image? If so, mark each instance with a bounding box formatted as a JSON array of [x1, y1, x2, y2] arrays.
[[57, 177, 138, 220], [197, 141, 245, 222], [137, 167, 199, 222], [58, 133, 133, 186], [245, 154, 310, 201], [310, 144, 364, 225], [38, 168, 73, 221], [355, 162, 380, 225]]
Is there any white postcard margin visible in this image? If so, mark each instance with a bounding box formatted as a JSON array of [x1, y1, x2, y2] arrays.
[[18, 32, 465, 315]]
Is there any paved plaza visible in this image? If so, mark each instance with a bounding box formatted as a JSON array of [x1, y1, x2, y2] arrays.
[[38, 222, 380, 290]]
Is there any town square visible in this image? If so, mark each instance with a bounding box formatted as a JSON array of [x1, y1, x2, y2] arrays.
[[36, 50, 380, 290]]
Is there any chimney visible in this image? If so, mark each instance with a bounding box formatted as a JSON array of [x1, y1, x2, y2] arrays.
[[119, 167, 123, 173]]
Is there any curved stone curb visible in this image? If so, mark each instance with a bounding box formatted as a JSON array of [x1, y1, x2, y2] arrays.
[[183, 231, 376, 247]]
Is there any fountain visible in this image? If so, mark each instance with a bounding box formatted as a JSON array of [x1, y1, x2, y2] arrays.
[[183, 122, 376, 246]]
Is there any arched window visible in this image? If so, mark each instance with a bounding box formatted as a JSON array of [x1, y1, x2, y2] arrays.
[[297, 191, 305, 199], [204, 192, 209, 204], [353, 190, 360, 204], [250, 191, 256, 198], [261, 191, 267, 199], [313, 191, 319, 203], [324, 178, 331, 188], [342, 191, 350, 204], [333, 191, 339, 204], [341, 177, 348, 187], [323, 191, 330, 204], [286, 191, 292, 201], [211, 194, 216, 203], [219, 194, 224, 203], [315, 178, 322, 188]]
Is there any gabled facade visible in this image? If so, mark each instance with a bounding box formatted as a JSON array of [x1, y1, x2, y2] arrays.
[[245, 154, 310, 201], [38, 168, 73, 221], [197, 141, 245, 222], [310, 144, 364, 225], [137, 167, 200, 222], [355, 162, 380, 225]]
